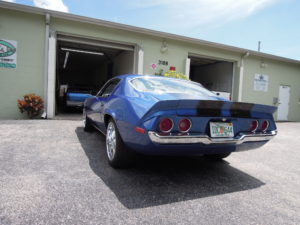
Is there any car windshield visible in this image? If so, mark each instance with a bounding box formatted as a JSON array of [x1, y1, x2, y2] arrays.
[[130, 77, 216, 97]]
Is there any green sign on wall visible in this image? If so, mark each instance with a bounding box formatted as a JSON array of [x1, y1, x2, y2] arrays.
[[0, 39, 17, 69]]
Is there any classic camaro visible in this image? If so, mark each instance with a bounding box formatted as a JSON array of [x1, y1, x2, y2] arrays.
[[83, 74, 277, 168]]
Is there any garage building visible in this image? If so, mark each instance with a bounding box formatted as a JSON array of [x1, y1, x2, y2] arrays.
[[1, 1, 300, 121]]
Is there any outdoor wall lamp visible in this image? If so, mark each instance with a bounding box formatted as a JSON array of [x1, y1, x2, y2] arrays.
[[160, 40, 168, 53]]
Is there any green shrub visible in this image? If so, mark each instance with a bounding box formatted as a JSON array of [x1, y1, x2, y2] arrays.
[[163, 70, 189, 80]]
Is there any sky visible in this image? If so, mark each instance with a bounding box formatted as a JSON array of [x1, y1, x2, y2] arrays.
[[2, 0, 300, 60]]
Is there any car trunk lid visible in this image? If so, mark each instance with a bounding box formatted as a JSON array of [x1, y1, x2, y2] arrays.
[[141, 100, 277, 121]]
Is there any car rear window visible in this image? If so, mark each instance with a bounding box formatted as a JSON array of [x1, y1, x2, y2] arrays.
[[130, 77, 216, 97]]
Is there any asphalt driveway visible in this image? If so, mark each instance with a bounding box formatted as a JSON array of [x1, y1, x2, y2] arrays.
[[0, 120, 299, 225]]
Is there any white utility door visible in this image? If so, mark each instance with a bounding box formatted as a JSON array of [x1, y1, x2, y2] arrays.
[[277, 85, 290, 121]]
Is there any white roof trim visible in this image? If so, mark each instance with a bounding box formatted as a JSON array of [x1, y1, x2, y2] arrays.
[[1, 1, 299, 65]]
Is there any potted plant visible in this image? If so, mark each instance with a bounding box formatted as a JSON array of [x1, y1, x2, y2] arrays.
[[17, 94, 44, 119], [163, 68, 189, 80]]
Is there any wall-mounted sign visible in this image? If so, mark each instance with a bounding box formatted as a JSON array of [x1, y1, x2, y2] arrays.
[[150, 63, 157, 70], [158, 60, 168, 66], [254, 74, 269, 92], [0, 39, 17, 69]]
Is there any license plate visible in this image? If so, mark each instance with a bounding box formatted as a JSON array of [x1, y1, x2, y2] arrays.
[[210, 122, 234, 138]]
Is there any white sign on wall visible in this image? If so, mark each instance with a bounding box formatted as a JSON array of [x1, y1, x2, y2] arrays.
[[254, 74, 269, 92], [0, 39, 17, 69]]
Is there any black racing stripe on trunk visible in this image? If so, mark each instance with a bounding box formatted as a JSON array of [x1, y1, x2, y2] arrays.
[[230, 102, 254, 118], [197, 100, 225, 116]]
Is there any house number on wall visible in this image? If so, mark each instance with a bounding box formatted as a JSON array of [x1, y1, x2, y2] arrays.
[[158, 60, 168, 66]]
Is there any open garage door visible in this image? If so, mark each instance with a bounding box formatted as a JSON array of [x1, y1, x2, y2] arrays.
[[55, 35, 135, 117], [188, 56, 234, 100]]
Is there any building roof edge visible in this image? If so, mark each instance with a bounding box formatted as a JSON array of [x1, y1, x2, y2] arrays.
[[1, 1, 299, 65]]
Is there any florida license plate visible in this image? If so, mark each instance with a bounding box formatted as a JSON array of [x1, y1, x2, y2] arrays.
[[210, 122, 234, 138]]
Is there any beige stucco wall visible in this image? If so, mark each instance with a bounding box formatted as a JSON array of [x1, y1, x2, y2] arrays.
[[243, 56, 300, 121], [0, 8, 45, 119]]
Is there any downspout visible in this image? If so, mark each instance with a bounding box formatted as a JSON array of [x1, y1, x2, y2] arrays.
[[238, 51, 250, 102], [42, 13, 50, 118]]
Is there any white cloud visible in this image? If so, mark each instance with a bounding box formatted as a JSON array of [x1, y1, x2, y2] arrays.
[[33, 0, 68, 12], [1, 0, 16, 2], [129, 0, 280, 29]]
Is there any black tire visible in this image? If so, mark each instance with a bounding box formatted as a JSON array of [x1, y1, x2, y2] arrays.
[[83, 111, 94, 132], [205, 152, 231, 160], [106, 119, 134, 168]]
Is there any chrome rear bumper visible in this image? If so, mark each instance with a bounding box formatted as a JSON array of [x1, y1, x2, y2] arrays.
[[148, 130, 277, 145]]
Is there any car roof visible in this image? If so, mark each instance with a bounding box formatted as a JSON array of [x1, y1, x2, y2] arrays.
[[115, 74, 182, 80], [115, 74, 150, 79], [114, 74, 202, 86]]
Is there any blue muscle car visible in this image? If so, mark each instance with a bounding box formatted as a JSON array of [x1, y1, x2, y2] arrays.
[[65, 86, 93, 108], [83, 75, 277, 168]]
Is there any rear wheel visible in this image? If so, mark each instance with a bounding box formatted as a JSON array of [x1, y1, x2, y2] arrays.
[[205, 152, 231, 160], [106, 120, 134, 168]]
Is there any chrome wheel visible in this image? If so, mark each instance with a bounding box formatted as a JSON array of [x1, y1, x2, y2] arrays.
[[105, 119, 135, 168], [106, 122, 117, 161]]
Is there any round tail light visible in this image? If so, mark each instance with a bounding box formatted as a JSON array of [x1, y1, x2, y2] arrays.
[[179, 118, 192, 132], [250, 120, 259, 133], [261, 120, 269, 132], [159, 118, 173, 133]]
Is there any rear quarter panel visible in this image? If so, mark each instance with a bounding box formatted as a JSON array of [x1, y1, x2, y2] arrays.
[[109, 95, 156, 147]]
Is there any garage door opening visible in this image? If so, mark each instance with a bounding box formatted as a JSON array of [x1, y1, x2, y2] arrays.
[[55, 38, 134, 116], [188, 56, 234, 100]]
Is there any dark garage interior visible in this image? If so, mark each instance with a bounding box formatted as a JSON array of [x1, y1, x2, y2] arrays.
[[189, 56, 233, 99], [55, 40, 134, 115]]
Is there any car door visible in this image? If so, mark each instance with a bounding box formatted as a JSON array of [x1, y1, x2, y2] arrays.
[[89, 78, 121, 133]]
